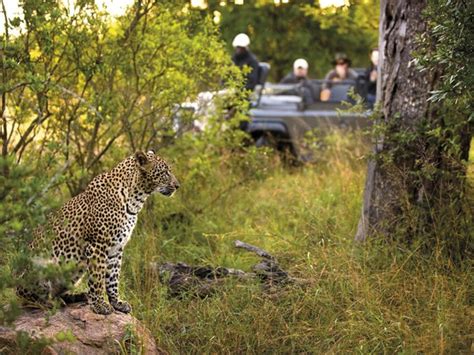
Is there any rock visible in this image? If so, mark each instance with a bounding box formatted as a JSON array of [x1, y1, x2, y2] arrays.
[[0, 303, 163, 354]]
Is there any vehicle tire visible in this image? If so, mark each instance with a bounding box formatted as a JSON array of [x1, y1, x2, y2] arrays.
[[255, 133, 275, 148]]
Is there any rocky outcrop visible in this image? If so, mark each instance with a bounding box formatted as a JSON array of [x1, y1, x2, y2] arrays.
[[0, 303, 163, 354]]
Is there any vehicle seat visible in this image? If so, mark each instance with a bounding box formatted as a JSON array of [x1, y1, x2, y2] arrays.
[[257, 63, 271, 86], [309, 81, 322, 102], [355, 75, 368, 99], [253, 62, 271, 107], [329, 83, 352, 102]]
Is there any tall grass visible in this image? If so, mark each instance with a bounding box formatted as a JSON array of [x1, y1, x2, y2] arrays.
[[122, 131, 473, 354]]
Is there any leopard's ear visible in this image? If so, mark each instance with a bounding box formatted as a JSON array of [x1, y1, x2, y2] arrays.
[[135, 151, 149, 166], [147, 149, 156, 155]]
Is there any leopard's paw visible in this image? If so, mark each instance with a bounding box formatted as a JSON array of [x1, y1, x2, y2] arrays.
[[111, 299, 132, 313], [91, 300, 114, 315]]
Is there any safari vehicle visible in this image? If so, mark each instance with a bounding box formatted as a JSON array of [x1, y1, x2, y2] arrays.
[[172, 64, 371, 162], [247, 64, 371, 162]]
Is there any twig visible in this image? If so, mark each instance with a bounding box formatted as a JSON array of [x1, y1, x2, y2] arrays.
[[26, 159, 72, 206], [234, 240, 275, 260]]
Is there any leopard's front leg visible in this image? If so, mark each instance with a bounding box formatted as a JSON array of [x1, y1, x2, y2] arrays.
[[106, 247, 132, 313], [86, 242, 114, 315]]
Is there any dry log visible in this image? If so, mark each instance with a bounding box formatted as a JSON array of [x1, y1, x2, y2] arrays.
[[153, 262, 252, 298], [154, 240, 293, 298]]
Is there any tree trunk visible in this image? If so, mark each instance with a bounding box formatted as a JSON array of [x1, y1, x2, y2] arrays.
[[355, 0, 469, 242]]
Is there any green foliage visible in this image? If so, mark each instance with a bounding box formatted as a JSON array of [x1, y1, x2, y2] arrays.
[[417, 0, 473, 158], [0, 0, 245, 326], [1, 0, 243, 194], [118, 324, 144, 355], [420, 0, 473, 106], [4, 329, 75, 354], [203, 0, 379, 80], [14, 331, 53, 354], [0, 153, 61, 324]]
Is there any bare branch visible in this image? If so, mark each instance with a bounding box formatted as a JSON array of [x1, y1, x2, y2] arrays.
[[86, 131, 122, 170], [1, 0, 10, 159], [234, 240, 276, 260], [12, 111, 51, 155], [26, 159, 73, 206], [56, 83, 104, 121]]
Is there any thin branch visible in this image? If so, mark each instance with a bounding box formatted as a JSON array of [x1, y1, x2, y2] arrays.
[[56, 83, 103, 121], [234, 240, 276, 260], [12, 111, 51, 155], [1, 0, 10, 159], [86, 131, 123, 170], [26, 159, 73, 206]]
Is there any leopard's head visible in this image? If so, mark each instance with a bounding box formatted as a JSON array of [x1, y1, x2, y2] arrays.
[[135, 150, 180, 196]]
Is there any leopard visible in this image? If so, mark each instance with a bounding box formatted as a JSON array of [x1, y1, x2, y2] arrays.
[[17, 150, 180, 315]]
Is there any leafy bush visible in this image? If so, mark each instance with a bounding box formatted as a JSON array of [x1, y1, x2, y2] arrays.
[[0, 0, 247, 324]]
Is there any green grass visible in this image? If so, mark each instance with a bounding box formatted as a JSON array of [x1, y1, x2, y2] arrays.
[[121, 133, 473, 354]]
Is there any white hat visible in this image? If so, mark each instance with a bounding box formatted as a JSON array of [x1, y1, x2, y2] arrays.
[[232, 33, 250, 47], [293, 58, 309, 69]]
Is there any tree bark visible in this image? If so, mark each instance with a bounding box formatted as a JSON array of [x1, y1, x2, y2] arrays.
[[355, 0, 455, 241]]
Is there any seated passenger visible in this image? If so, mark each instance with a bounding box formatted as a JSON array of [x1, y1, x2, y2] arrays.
[[320, 53, 358, 101], [280, 58, 315, 104], [365, 48, 379, 107]]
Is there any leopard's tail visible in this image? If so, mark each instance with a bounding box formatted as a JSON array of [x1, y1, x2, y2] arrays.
[[59, 292, 88, 304]]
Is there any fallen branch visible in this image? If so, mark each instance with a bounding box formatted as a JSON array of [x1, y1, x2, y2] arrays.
[[234, 240, 290, 287], [150, 261, 253, 298], [154, 240, 295, 298], [234, 240, 275, 260]]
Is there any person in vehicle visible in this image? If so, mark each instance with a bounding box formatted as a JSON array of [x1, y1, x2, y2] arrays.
[[320, 53, 358, 101], [280, 58, 310, 84], [280, 58, 315, 104], [231, 33, 260, 91], [365, 48, 379, 107]]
